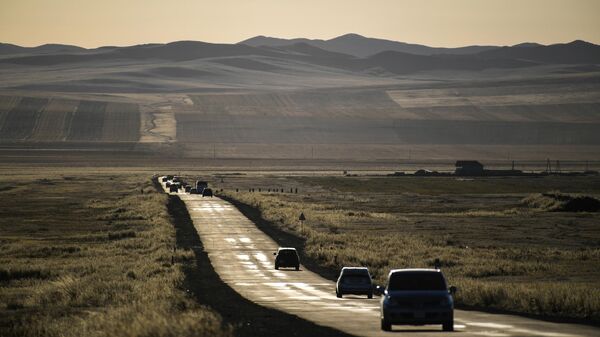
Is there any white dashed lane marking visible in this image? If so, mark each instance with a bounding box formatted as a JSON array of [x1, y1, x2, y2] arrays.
[[163, 182, 600, 337]]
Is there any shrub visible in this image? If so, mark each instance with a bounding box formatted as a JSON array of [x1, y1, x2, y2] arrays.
[[522, 192, 600, 212]]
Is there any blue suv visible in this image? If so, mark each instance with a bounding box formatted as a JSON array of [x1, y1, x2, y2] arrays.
[[380, 269, 456, 332]]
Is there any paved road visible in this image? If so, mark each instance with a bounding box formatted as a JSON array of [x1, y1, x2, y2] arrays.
[[164, 184, 599, 336]]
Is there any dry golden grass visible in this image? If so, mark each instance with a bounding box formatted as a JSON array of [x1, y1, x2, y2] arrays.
[[220, 175, 600, 323], [522, 191, 600, 212], [0, 173, 231, 337]]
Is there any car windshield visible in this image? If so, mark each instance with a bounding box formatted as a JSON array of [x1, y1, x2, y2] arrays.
[[388, 272, 447, 291], [342, 275, 370, 284]]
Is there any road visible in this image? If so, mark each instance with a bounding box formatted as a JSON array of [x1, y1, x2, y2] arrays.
[[162, 182, 599, 336]]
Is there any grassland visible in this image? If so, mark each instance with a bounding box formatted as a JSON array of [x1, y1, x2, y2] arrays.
[[0, 173, 231, 337], [181, 85, 600, 147], [218, 175, 600, 324], [2, 78, 600, 164], [0, 95, 140, 142]]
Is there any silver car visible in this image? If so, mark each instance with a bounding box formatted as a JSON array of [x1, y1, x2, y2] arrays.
[[380, 269, 456, 331], [336, 267, 373, 299]]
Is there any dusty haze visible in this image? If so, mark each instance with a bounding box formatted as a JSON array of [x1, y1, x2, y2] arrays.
[[1, 0, 600, 48]]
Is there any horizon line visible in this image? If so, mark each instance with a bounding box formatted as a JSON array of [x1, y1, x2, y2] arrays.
[[1, 33, 596, 50]]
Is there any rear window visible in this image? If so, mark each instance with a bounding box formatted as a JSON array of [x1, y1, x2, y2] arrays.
[[341, 275, 371, 284], [388, 272, 447, 291], [342, 269, 369, 276], [278, 250, 297, 257]]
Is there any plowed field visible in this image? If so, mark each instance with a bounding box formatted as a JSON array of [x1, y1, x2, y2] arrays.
[[0, 96, 140, 142]]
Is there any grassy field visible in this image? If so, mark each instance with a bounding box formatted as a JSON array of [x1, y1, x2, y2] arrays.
[[0, 95, 140, 142], [3, 77, 600, 164], [0, 173, 231, 337], [218, 175, 600, 324]]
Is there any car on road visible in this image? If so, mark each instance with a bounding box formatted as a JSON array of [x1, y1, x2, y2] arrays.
[[189, 188, 198, 194], [184, 185, 192, 193], [202, 188, 213, 197], [379, 269, 456, 332], [273, 247, 300, 270], [196, 180, 208, 190], [169, 184, 180, 193], [336, 267, 373, 299], [161, 177, 168, 182]]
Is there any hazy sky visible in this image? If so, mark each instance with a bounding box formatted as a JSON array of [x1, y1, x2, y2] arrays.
[[1, 0, 599, 48]]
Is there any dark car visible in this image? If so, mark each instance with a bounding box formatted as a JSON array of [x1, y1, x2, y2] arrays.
[[165, 175, 174, 180], [169, 184, 180, 193], [202, 188, 213, 197], [165, 181, 172, 188], [185, 185, 192, 193], [161, 177, 168, 182], [273, 247, 300, 270], [196, 180, 208, 190], [380, 269, 456, 332], [189, 188, 198, 194], [336, 267, 373, 298]]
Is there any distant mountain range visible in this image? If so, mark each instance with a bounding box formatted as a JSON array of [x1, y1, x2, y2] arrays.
[[0, 43, 86, 55], [1, 34, 599, 75], [240, 33, 501, 57]]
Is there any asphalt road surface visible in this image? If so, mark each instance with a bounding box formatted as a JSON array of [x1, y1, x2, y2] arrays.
[[163, 182, 599, 336]]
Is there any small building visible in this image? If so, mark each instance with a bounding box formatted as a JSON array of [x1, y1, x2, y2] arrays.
[[455, 160, 484, 176]]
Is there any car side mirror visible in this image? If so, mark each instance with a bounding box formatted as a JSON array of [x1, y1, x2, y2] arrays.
[[373, 285, 385, 296], [449, 286, 457, 295]]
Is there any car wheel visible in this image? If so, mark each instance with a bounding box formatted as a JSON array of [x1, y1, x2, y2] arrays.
[[368, 293, 373, 299], [336, 291, 342, 298], [275, 265, 279, 270], [443, 321, 454, 332], [381, 318, 391, 331], [295, 265, 299, 271]]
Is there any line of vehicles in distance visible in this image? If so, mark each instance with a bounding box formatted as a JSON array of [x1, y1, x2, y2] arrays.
[[273, 247, 457, 332], [161, 175, 213, 197], [160, 175, 457, 332]]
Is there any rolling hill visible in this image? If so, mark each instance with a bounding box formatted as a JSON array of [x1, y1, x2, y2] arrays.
[[1, 35, 600, 164], [478, 40, 600, 64], [240, 33, 499, 57], [1, 37, 597, 78], [0, 43, 86, 55]]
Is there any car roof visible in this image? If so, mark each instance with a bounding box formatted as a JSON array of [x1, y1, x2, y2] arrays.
[[341, 267, 370, 275], [389, 268, 441, 275], [278, 247, 297, 251]]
